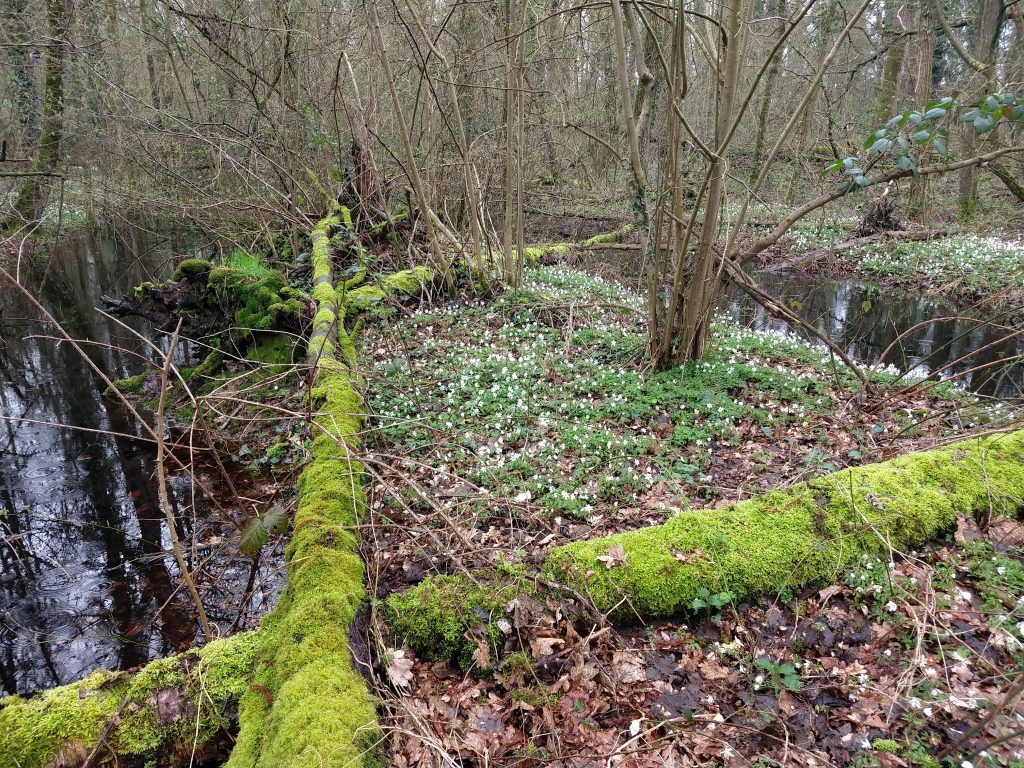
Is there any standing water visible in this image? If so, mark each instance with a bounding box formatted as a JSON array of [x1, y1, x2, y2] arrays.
[[0, 225, 275, 695], [726, 271, 1024, 400]]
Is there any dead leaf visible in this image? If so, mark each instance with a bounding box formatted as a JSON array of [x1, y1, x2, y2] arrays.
[[671, 547, 705, 563], [596, 543, 628, 569], [531, 635, 563, 660], [818, 583, 843, 605], [612, 650, 646, 684], [388, 649, 416, 688]]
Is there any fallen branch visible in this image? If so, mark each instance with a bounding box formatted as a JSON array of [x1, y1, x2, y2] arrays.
[[772, 228, 951, 273], [226, 206, 379, 768]]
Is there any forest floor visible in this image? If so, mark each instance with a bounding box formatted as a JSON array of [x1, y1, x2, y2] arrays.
[[359, 265, 1024, 768]]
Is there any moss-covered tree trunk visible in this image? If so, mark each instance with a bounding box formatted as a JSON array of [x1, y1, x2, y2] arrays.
[[225, 208, 379, 768], [388, 430, 1024, 661], [0, 633, 259, 768]]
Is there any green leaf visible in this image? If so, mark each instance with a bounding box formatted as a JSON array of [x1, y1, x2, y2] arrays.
[[240, 519, 269, 555], [907, 112, 923, 125], [854, 175, 870, 187], [868, 138, 892, 153], [911, 129, 931, 143], [1012, 105, 1024, 122], [923, 107, 947, 121], [263, 504, 290, 535], [986, 95, 1001, 111], [898, 155, 914, 170], [974, 115, 995, 133], [933, 138, 948, 157]]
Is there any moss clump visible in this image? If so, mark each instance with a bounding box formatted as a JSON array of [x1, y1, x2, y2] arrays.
[[383, 570, 532, 665], [206, 266, 303, 331], [103, 371, 148, 397], [545, 430, 1024, 616], [179, 349, 223, 384], [515, 243, 571, 265], [172, 258, 213, 282], [346, 266, 434, 311], [581, 225, 633, 246], [0, 632, 259, 768], [246, 334, 294, 366]]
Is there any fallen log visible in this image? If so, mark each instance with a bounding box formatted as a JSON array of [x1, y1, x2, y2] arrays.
[[225, 206, 379, 768], [0, 632, 258, 768], [386, 430, 1024, 661]]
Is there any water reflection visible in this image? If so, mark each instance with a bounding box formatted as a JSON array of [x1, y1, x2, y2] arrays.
[[725, 272, 1024, 399], [0, 225, 274, 695]]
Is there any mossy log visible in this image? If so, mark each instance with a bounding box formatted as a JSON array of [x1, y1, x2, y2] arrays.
[[0, 632, 259, 768], [226, 206, 379, 768], [387, 430, 1024, 662]]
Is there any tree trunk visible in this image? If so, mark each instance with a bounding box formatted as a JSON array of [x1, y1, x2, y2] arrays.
[[749, 0, 785, 184], [12, 0, 68, 224], [673, 0, 748, 366], [1, 0, 40, 152], [906, 4, 935, 217], [958, 0, 1001, 218], [872, 2, 907, 125]]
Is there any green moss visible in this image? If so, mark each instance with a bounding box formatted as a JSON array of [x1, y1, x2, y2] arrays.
[[545, 431, 1024, 616], [246, 334, 294, 366], [871, 739, 900, 754], [180, 349, 223, 384], [206, 265, 300, 331], [581, 225, 633, 246], [346, 266, 434, 311], [0, 632, 259, 768], [103, 372, 148, 397], [172, 258, 213, 282], [383, 569, 533, 665], [224, 248, 267, 278]]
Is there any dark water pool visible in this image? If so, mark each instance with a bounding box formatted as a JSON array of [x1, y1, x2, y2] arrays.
[[726, 271, 1024, 400], [0, 225, 277, 695]]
